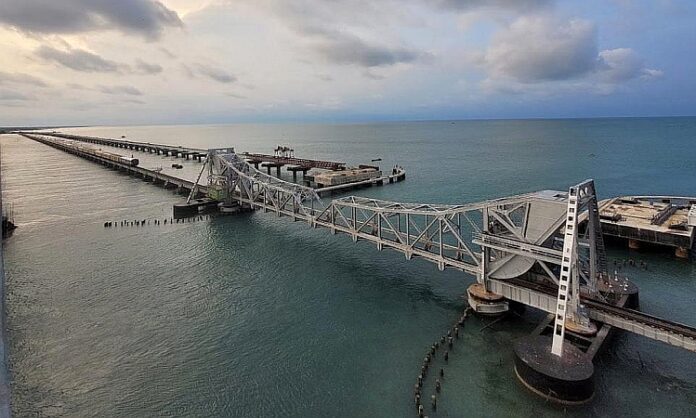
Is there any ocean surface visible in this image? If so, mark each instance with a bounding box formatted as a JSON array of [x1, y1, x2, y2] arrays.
[[2, 117, 696, 417]]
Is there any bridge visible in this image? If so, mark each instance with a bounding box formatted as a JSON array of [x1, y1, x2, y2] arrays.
[[193, 149, 696, 349], [13, 135, 696, 404], [29, 131, 207, 160], [189, 148, 696, 402], [20, 133, 209, 195]]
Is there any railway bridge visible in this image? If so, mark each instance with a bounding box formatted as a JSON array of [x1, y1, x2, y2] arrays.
[[12, 134, 696, 404], [188, 148, 696, 403]]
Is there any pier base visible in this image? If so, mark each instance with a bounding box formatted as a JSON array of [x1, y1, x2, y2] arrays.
[[173, 198, 218, 218], [513, 335, 594, 405], [598, 274, 640, 309], [467, 283, 509, 315], [565, 317, 598, 337], [675, 246, 689, 259]]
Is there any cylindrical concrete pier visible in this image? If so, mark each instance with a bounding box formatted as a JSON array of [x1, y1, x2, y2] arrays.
[[513, 335, 594, 405]]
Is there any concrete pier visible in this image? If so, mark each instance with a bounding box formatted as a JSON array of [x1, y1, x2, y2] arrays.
[[287, 166, 310, 181], [598, 196, 696, 256], [315, 167, 405, 197], [260, 162, 284, 177], [511, 272, 638, 404]]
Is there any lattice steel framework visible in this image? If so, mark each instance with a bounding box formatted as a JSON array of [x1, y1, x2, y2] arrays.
[[192, 150, 604, 286]]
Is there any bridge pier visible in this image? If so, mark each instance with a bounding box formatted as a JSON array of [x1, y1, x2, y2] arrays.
[[513, 336, 594, 405], [261, 162, 285, 177], [466, 283, 508, 315], [288, 166, 310, 182]]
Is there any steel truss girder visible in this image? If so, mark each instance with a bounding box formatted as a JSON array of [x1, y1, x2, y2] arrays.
[[199, 150, 549, 276]]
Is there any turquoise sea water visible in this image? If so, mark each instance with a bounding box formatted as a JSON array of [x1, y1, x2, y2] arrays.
[[2, 117, 696, 417]]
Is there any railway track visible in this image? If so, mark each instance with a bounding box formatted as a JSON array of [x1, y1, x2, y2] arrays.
[[584, 299, 696, 340], [507, 277, 696, 342]]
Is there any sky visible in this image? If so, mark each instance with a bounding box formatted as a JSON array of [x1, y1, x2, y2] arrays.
[[0, 0, 694, 126]]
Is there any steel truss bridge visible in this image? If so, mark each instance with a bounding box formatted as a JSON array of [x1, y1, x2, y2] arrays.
[[190, 149, 696, 355]]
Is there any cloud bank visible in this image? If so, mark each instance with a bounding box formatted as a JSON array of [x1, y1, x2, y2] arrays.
[[36, 46, 122, 73], [0, 0, 182, 39], [480, 14, 662, 93]]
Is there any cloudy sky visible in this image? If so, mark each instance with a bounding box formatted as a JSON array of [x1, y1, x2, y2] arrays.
[[0, 0, 694, 125]]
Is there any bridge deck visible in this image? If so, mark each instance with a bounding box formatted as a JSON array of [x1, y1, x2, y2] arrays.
[[21, 134, 208, 195], [26, 131, 206, 157], [242, 152, 345, 170], [489, 278, 696, 352]]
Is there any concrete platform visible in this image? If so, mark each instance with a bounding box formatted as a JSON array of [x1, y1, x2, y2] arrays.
[[598, 196, 696, 254]]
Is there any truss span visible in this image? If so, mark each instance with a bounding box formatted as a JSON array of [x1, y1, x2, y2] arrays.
[[200, 150, 578, 278]]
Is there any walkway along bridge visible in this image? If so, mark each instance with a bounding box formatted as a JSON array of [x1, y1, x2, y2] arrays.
[[188, 148, 696, 403]]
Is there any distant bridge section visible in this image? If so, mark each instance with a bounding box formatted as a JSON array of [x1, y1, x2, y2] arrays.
[[24, 131, 207, 161], [20, 133, 208, 195], [241, 152, 346, 171]]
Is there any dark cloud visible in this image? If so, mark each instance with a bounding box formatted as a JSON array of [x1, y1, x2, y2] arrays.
[[260, 2, 428, 68], [121, 98, 146, 105], [436, 0, 551, 12], [36, 46, 122, 73], [316, 36, 423, 67], [197, 65, 236, 83], [135, 59, 163, 74], [98, 85, 143, 96], [67, 83, 89, 90], [0, 89, 33, 101], [159, 47, 177, 59], [0, 0, 182, 39], [306, 28, 426, 68], [181, 64, 195, 79], [0, 71, 48, 87], [182, 63, 238, 84], [37, 47, 164, 76], [363, 70, 386, 80]]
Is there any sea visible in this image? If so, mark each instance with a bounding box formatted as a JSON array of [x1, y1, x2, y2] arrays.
[[2, 117, 696, 417]]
